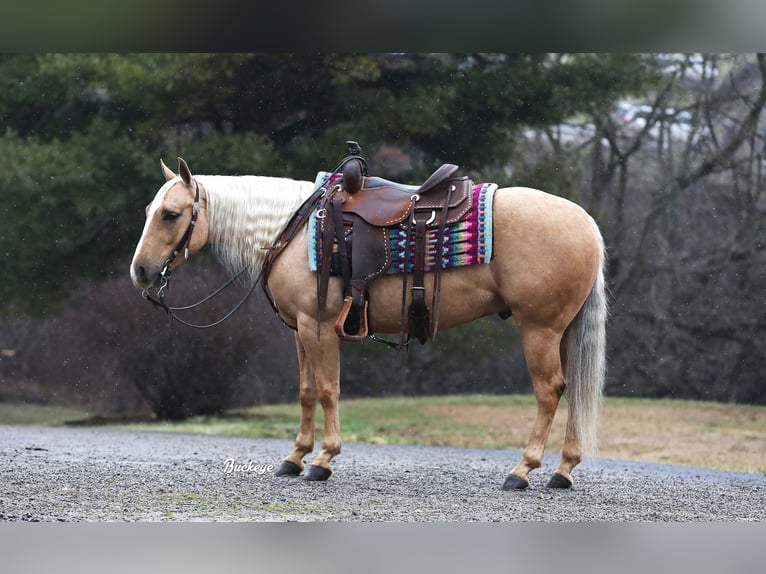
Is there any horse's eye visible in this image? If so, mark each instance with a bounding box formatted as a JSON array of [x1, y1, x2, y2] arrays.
[[162, 211, 180, 222]]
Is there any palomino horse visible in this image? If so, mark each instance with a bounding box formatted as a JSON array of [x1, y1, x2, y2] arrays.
[[130, 157, 607, 490]]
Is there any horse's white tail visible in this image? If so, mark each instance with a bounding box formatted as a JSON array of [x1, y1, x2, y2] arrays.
[[564, 220, 607, 458]]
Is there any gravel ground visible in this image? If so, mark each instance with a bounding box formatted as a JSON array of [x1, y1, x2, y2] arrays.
[[1, 424, 764, 522]]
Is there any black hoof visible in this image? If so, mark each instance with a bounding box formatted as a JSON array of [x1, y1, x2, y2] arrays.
[[275, 460, 302, 477], [303, 464, 332, 481], [546, 472, 573, 489], [501, 473, 529, 490]]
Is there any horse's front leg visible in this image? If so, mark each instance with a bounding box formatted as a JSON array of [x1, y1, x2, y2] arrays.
[[294, 313, 342, 481], [275, 333, 318, 476]]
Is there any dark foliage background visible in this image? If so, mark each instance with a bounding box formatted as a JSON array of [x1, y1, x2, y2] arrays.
[[1, 53, 764, 418]]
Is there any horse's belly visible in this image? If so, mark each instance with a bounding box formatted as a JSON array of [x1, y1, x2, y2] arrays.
[[365, 265, 506, 333]]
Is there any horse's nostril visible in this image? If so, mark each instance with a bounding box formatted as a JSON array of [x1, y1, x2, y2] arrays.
[[130, 264, 150, 288]]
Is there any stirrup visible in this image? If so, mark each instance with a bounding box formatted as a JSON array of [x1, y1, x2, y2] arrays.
[[334, 296, 369, 341]]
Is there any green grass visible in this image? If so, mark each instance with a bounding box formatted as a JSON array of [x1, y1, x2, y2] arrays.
[[115, 394, 539, 446], [0, 394, 732, 442], [0, 402, 91, 426], [2, 395, 764, 473]]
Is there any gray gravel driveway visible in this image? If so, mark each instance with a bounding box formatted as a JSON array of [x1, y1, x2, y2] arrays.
[[1, 424, 763, 521]]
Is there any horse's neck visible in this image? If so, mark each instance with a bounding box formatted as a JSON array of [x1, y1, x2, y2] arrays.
[[201, 175, 314, 276]]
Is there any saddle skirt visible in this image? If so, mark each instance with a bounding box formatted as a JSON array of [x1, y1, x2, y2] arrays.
[[307, 171, 497, 276]]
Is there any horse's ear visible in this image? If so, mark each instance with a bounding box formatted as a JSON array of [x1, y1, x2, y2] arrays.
[[161, 158, 175, 181], [178, 157, 194, 187]]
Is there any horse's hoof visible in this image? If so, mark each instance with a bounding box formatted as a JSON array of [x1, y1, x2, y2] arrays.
[[303, 464, 332, 481], [275, 460, 302, 477], [501, 473, 529, 490], [546, 472, 573, 489]]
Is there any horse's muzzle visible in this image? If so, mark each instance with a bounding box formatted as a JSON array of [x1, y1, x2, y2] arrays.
[[130, 262, 161, 289]]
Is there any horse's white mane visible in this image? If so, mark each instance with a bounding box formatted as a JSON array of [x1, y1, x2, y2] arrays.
[[198, 175, 315, 279]]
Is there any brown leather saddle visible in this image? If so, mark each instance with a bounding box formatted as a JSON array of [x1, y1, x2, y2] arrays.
[[315, 142, 474, 346]]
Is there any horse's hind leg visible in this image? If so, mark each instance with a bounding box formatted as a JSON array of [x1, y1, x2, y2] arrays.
[[503, 324, 565, 490], [548, 335, 582, 489], [275, 333, 318, 476]]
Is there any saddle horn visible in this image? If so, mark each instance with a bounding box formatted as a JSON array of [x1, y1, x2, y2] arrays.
[[341, 141, 367, 195]]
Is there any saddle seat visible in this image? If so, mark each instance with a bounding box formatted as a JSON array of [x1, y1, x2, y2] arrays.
[[363, 176, 419, 193], [342, 168, 473, 228]]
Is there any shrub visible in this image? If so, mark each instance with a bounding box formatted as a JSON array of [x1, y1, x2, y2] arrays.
[[4, 261, 297, 420]]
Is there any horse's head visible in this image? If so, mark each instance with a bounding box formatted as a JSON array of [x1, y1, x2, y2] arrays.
[[130, 157, 209, 289]]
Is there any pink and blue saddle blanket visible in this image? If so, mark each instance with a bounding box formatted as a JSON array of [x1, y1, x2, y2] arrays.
[[307, 172, 497, 276]]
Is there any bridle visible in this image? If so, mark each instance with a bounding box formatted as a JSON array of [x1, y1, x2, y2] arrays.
[[153, 178, 200, 295], [140, 178, 259, 329], [137, 149, 362, 331]]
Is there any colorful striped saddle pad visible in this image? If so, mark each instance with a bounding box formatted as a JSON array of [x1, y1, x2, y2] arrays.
[[307, 172, 497, 275]]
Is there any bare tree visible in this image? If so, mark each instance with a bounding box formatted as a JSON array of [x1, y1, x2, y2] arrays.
[[580, 54, 766, 402]]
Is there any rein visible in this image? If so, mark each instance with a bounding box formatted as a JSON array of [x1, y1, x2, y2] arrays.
[[141, 266, 261, 329]]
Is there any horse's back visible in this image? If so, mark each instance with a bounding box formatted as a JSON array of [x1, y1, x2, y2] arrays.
[[491, 186, 601, 275], [492, 186, 599, 246]]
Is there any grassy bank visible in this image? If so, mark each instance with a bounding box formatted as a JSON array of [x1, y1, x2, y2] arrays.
[[0, 402, 91, 426], [2, 395, 764, 474]]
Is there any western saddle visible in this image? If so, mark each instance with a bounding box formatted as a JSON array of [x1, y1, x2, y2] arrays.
[[268, 142, 474, 347]]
